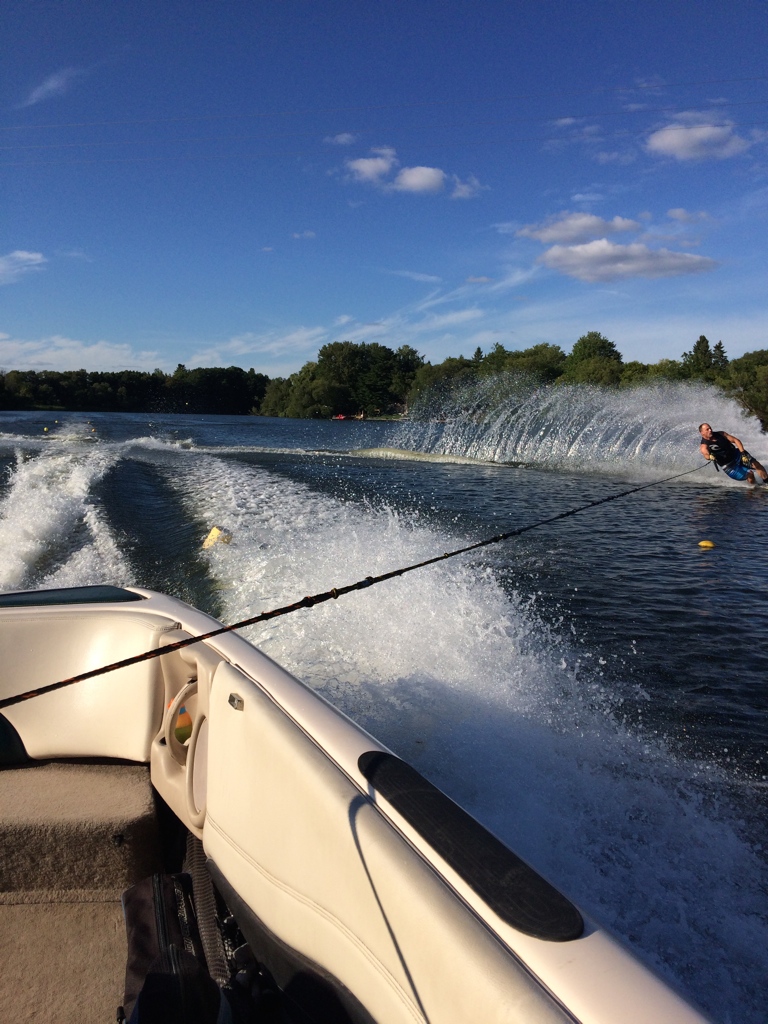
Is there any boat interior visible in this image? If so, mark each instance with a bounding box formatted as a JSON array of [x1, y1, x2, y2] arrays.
[[0, 585, 711, 1024]]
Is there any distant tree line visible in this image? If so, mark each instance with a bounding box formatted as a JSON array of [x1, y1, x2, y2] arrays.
[[404, 333, 768, 430], [1, 333, 766, 429], [0, 364, 269, 415], [260, 341, 424, 418]]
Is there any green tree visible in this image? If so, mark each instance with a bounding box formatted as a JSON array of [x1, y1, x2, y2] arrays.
[[681, 335, 713, 376], [568, 331, 622, 364], [711, 341, 729, 374], [726, 349, 768, 430], [247, 370, 270, 413], [504, 343, 566, 382], [314, 340, 422, 416], [648, 358, 687, 381], [260, 377, 292, 417], [284, 362, 327, 418], [560, 332, 622, 384], [390, 345, 425, 409], [478, 342, 510, 375], [407, 355, 476, 404], [619, 361, 651, 386], [563, 356, 623, 386]]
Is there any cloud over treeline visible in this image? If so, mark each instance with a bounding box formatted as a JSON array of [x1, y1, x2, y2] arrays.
[[0, 333, 162, 371]]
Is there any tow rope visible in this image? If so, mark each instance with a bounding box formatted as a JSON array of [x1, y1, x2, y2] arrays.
[[0, 461, 710, 711]]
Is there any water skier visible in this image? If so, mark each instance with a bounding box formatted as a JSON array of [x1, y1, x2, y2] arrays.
[[698, 423, 768, 484]]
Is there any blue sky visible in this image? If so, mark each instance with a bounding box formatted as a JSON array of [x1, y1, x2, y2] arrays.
[[2, 0, 767, 377]]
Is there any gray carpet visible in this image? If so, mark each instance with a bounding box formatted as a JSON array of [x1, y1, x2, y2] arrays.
[[0, 761, 163, 1023]]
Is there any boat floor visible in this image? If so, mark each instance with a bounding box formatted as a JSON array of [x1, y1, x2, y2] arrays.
[[0, 761, 164, 1023]]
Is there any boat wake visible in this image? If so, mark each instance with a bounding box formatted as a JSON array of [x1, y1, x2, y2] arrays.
[[348, 446, 522, 466], [0, 446, 131, 592], [393, 376, 767, 480]]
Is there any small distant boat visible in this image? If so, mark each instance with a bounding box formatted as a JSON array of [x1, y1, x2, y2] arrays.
[[0, 585, 711, 1023]]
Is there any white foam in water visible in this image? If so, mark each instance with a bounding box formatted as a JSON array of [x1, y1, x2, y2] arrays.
[[171, 451, 766, 1024], [0, 446, 132, 591], [40, 503, 134, 590], [398, 377, 767, 480]]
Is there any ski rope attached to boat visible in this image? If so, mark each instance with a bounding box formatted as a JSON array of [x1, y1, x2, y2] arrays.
[[0, 462, 710, 710]]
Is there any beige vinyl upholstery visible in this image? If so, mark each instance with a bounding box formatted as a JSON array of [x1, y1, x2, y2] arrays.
[[0, 609, 176, 762], [204, 661, 572, 1024]]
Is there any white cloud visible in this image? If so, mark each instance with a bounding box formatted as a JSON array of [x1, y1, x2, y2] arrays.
[[343, 146, 479, 198], [539, 239, 718, 282], [201, 326, 330, 365], [667, 208, 710, 223], [0, 334, 162, 371], [291, 230, 316, 239], [547, 119, 604, 147], [391, 166, 446, 193], [324, 132, 356, 145], [595, 150, 636, 166], [417, 308, 485, 331], [0, 251, 47, 285], [487, 266, 540, 292], [56, 248, 92, 262], [517, 212, 640, 245], [334, 315, 354, 326], [451, 174, 487, 199], [19, 68, 86, 108], [646, 112, 751, 161], [466, 276, 493, 284], [389, 270, 443, 283], [314, 297, 488, 355], [346, 147, 398, 184]]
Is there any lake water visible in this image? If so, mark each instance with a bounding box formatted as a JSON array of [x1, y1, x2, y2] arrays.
[[0, 378, 765, 1023]]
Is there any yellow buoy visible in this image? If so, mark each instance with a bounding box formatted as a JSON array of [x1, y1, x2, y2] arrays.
[[43, 427, 48, 432], [698, 540, 715, 548], [202, 526, 232, 549]]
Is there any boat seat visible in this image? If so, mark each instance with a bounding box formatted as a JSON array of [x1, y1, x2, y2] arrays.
[[0, 761, 163, 1023], [0, 609, 178, 763]]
